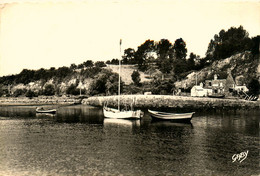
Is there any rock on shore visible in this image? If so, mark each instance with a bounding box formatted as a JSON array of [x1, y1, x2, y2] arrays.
[[82, 95, 260, 111]]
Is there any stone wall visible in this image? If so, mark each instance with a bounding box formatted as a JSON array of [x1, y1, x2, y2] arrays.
[[82, 95, 260, 111]]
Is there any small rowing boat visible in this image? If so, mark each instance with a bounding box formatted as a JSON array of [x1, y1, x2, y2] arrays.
[[148, 109, 194, 122], [36, 107, 57, 114]]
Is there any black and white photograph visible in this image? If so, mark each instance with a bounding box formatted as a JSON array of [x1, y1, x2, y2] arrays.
[[0, 0, 259, 175]]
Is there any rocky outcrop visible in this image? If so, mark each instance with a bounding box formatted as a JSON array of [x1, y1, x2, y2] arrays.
[[174, 51, 258, 89]]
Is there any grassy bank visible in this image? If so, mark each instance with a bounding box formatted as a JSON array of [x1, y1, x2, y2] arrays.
[[82, 95, 260, 111]]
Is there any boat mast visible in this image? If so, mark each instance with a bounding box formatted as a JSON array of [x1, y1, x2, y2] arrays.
[[118, 39, 122, 111], [196, 73, 197, 86]]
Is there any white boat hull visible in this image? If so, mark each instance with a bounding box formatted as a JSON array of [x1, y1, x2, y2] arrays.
[[36, 109, 56, 114], [148, 109, 194, 121], [103, 107, 142, 119]]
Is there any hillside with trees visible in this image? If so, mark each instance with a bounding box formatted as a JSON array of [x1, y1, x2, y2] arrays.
[[0, 26, 259, 97]]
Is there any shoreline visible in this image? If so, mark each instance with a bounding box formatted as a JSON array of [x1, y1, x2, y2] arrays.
[[0, 95, 259, 111], [82, 94, 260, 111], [0, 96, 78, 106]]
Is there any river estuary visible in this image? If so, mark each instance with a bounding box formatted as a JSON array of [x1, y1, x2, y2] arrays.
[[0, 105, 259, 175]]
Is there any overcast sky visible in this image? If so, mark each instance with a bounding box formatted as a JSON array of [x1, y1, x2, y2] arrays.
[[0, 0, 259, 76]]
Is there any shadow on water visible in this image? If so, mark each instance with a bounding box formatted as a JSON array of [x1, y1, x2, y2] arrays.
[[0, 106, 37, 118], [55, 105, 104, 124]]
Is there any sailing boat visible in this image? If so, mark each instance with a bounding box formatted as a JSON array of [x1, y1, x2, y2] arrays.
[[103, 39, 143, 119]]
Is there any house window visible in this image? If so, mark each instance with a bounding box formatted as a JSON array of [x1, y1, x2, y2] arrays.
[[209, 82, 212, 86], [214, 89, 218, 93], [220, 82, 223, 87]]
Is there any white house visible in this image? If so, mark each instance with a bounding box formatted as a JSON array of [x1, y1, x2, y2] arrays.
[[191, 86, 207, 97], [234, 85, 249, 92]]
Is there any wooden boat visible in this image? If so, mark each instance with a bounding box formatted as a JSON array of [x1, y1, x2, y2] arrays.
[[36, 107, 56, 114], [103, 39, 143, 119], [148, 109, 194, 122]]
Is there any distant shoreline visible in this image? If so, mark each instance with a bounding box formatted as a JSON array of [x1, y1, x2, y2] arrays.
[[0, 96, 78, 106]]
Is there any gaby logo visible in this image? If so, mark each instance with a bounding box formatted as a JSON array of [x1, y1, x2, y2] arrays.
[[232, 150, 249, 163]]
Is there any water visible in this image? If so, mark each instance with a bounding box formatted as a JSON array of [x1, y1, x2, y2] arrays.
[[0, 105, 259, 176]]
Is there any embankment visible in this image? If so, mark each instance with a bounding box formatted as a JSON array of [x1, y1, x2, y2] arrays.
[[0, 96, 78, 106], [82, 95, 260, 111]]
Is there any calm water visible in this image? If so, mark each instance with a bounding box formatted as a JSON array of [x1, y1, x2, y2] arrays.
[[0, 105, 259, 176]]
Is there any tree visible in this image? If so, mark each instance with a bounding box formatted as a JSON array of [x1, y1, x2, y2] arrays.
[[123, 48, 135, 64], [66, 84, 80, 95], [156, 39, 174, 74], [247, 79, 260, 96], [34, 68, 47, 81], [95, 61, 106, 68], [13, 88, 27, 97], [206, 26, 252, 61], [110, 58, 119, 65], [26, 89, 37, 98], [70, 63, 77, 70], [173, 38, 187, 60], [131, 70, 141, 86], [173, 59, 188, 79], [187, 53, 196, 70], [145, 65, 157, 78], [135, 40, 156, 71], [0, 85, 4, 97], [16, 69, 35, 84], [88, 69, 123, 96], [83, 60, 94, 67], [251, 35, 260, 55], [105, 73, 121, 95], [56, 66, 72, 79], [151, 77, 175, 95], [43, 84, 55, 96]]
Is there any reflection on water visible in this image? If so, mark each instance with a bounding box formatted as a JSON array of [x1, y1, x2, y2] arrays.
[[104, 118, 140, 127], [55, 105, 103, 124], [0, 105, 259, 175]]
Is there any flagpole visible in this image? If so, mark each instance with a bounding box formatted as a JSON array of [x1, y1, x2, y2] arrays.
[[118, 39, 122, 111]]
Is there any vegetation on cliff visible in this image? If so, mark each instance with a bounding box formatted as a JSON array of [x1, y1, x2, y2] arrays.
[[0, 26, 259, 97]]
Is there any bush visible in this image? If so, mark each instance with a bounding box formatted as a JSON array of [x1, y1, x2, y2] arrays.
[[151, 78, 175, 95], [66, 84, 80, 95], [13, 88, 27, 97], [95, 61, 106, 68], [43, 84, 55, 96], [25, 89, 38, 98], [131, 70, 141, 86], [247, 79, 260, 96], [88, 69, 122, 96]]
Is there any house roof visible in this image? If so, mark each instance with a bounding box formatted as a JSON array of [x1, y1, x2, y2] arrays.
[[192, 86, 204, 90]]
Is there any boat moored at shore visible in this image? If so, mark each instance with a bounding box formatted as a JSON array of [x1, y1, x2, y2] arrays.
[[36, 107, 57, 114], [148, 109, 194, 122]]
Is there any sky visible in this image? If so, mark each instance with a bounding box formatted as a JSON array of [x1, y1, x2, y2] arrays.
[[0, 0, 259, 76]]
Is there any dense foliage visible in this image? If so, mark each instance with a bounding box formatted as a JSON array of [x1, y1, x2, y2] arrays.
[[205, 26, 259, 63], [0, 25, 259, 97], [88, 69, 123, 96], [247, 79, 260, 96], [131, 70, 141, 86]]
